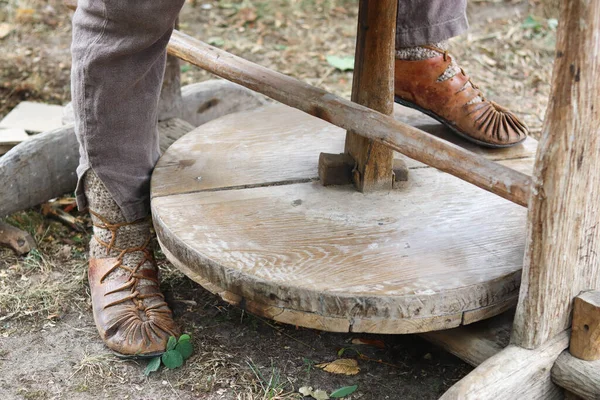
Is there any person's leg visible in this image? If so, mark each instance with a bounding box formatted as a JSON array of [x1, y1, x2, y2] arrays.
[[394, 0, 528, 147], [396, 0, 468, 48], [71, 0, 184, 357]]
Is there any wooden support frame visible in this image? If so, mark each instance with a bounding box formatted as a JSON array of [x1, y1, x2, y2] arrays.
[[168, 30, 531, 207], [512, 0, 600, 349], [343, 0, 397, 192]]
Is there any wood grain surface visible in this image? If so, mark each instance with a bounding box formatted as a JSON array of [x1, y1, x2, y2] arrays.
[[152, 104, 538, 333], [552, 351, 600, 400]]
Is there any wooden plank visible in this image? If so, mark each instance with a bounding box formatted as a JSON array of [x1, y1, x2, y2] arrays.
[[552, 351, 600, 400], [512, 0, 600, 349], [152, 104, 537, 198], [440, 331, 569, 399], [420, 310, 513, 367], [167, 30, 533, 207], [343, 0, 396, 192], [570, 291, 600, 361]]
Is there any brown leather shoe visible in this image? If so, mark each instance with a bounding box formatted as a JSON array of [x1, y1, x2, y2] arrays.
[[85, 172, 179, 358], [394, 47, 528, 148]]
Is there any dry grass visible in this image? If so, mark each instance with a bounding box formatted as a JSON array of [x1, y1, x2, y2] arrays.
[[0, 210, 89, 330]]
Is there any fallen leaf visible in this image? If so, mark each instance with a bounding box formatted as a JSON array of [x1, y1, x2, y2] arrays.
[[299, 386, 329, 400], [316, 358, 360, 375], [15, 8, 36, 23]]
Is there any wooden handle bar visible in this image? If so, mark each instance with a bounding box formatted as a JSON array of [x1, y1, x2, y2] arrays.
[[168, 30, 532, 207]]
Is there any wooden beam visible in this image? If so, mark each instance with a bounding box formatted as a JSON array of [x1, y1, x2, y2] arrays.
[[440, 331, 569, 399], [512, 0, 600, 349], [343, 0, 396, 192], [167, 30, 532, 207], [570, 291, 600, 361], [420, 310, 513, 367], [552, 351, 600, 400]]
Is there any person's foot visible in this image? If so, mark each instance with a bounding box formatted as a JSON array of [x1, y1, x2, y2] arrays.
[[394, 43, 528, 148], [84, 171, 179, 358]]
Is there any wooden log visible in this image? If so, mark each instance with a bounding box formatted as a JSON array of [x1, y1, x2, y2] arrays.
[[168, 30, 532, 207], [440, 330, 569, 399], [512, 0, 600, 349], [0, 220, 36, 255], [552, 351, 600, 400], [0, 125, 78, 219], [0, 119, 190, 219], [2, 81, 265, 218], [570, 291, 600, 361], [343, 0, 396, 192]]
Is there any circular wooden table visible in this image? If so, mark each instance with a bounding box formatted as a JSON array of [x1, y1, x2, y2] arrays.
[[151, 103, 537, 334]]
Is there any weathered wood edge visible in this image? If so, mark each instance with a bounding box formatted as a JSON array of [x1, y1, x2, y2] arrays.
[[552, 351, 600, 400], [153, 216, 520, 334]]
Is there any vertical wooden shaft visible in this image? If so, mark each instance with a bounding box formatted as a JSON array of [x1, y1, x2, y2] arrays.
[[344, 0, 397, 192], [512, 0, 600, 349], [570, 291, 600, 361], [158, 19, 183, 121]]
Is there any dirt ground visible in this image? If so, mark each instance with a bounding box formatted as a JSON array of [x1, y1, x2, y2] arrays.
[[1, 0, 558, 399]]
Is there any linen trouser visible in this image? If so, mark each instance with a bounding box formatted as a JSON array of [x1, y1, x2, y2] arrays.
[[72, 0, 467, 222]]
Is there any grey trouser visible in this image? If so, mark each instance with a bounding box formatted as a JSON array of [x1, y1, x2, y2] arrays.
[[72, 0, 467, 222]]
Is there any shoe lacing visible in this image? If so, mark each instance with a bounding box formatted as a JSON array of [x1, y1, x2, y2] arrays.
[[89, 209, 169, 313], [421, 45, 487, 103]]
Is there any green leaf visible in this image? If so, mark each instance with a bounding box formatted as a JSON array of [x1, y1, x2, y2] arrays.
[[166, 336, 177, 351], [144, 356, 162, 376], [178, 334, 191, 343], [522, 15, 542, 30], [162, 350, 184, 369], [330, 385, 358, 398], [337, 348, 346, 357], [175, 340, 193, 360], [326, 55, 354, 72]]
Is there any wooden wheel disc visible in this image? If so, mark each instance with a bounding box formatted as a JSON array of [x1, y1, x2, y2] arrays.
[[151, 104, 537, 334]]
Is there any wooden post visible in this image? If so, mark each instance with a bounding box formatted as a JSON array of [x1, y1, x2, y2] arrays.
[[343, 0, 397, 192], [570, 291, 600, 361], [512, 0, 600, 349], [158, 54, 183, 121], [158, 18, 183, 121]]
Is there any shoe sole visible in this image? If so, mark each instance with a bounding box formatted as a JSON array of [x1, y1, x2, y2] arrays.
[[394, 96, 527, 149]]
